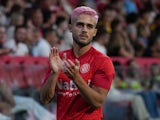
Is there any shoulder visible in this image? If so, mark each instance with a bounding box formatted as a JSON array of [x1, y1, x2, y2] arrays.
[[4, 39, 16, 49], [38, 38, 51, 48], [92, 48, 115, 74], [39, 38, 50, 45], [4, 39, 15, 45], [92, 47, 111, 62]]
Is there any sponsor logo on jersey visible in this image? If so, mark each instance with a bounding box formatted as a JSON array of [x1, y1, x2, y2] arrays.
[[57, 79, 91, 96], [57, 79, 78, 91], [80, 63, 90, 74]]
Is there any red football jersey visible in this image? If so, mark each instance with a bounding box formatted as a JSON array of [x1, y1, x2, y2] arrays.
[[42, 47, 115, 120]]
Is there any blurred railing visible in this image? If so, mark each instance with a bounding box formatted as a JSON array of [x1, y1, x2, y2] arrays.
[[0, 56, 49, 89], [0, 56, 159, 89]]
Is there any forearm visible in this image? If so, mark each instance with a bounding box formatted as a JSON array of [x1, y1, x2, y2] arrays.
[[74, 74, 107, 109], [40, 72, 59, 104]]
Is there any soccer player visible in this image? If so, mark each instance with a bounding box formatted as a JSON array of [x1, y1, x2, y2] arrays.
[[40, 6, 115, 120]]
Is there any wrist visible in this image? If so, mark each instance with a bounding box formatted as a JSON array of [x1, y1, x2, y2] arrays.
[[51, 70, 60, 76], [73, 73, 81, 83]]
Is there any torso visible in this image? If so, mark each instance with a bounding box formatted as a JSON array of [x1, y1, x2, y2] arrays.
[[56, 47, 114, 120]]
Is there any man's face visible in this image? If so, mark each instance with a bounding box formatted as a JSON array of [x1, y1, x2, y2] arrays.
[[70, 14, 97, 47], [15, 28, 27, 42], [32, 10, 43, 27]]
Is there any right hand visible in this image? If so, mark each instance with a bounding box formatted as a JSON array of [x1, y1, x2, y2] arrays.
[[49, 47, 64, 74]]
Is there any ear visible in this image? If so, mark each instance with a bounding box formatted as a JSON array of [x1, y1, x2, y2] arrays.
[[93, 28, 97, 37]]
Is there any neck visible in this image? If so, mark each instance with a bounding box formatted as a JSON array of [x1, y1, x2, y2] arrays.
[[72, 43, 92, 57]]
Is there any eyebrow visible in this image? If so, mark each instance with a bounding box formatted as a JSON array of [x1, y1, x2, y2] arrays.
[[76, 22, 96, 28]]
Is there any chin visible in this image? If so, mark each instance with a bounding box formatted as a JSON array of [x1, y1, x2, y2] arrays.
[[73, 37, 92, 46], [78, 41, 91, 47]]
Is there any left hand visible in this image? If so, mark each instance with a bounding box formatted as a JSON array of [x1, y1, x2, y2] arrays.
[[64, 59, 80, 80]]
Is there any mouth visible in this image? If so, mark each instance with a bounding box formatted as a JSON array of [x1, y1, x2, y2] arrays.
[[79, 35, 88, 39]]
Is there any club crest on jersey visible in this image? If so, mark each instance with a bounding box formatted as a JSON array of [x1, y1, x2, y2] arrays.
[[80, 63, 90, 74]]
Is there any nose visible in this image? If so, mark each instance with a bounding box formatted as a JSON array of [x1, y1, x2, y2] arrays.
[[82, 25, 87, 33]]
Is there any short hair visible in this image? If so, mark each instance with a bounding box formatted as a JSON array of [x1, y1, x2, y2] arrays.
[[71, 6, 99, 24], [42, 27, 56, 38], [14, 25, 26, 33], [56, 16, 66, 27]]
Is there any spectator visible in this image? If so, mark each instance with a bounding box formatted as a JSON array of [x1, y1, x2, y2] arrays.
[[55, 16, 68, 39], [25, 26, 35, 55], [149, 13, 160, 47], [55, 16, 72, 51], [6, 13, 24, 40], [31, 7, 43, 30], [0, 82, 15, 117], [125, 59, 142, 90], [103, 62, 150, 120], [31, 28, 51, 57], [145, 35, 160, 57], [110, 0, 126, 15], [0, 81, 56, 120], [42, 10, 57, 29], [138, 83, 160, 119], [133, 40, 146, 57], [108, 17, 135, 58], [135, 10, 151, 57], [0, 25, 11, 56], [4, 25, 29, 56], [43, 27, 59, 48], [92, 28, 109, 55], [138, 8, 152, 27], [125, 12, 139, 44], [137, 19, 150, 46], [124, 0, 138, 14], [0, 9, 8, 26], [98, 4, 117, 33], [149, 63, 160, 91], [135, 0, 159, 12]]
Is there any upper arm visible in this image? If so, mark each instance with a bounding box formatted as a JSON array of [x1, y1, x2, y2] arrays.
[[92, 57, 115, 90], [90, 57, 115, 103]]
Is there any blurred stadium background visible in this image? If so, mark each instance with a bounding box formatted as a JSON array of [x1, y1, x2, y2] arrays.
[[0, 0, 160, 120]]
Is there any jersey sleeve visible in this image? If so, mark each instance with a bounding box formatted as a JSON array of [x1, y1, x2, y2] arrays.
[[92, 57, 115, 90]]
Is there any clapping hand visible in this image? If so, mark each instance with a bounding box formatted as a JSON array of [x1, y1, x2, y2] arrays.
[[49, 47, 65, 74], [63, 59, 80, 80]]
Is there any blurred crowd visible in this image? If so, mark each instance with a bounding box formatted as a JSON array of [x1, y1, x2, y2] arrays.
[[0, 0, 160, 120], [0, 0, 160, 58], [103, 58, 160, 120]]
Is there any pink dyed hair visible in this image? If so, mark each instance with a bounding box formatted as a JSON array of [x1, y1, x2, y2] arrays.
[[71, 6, 99, 24]]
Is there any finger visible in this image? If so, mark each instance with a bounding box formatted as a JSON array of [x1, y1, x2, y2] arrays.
[[64, 60, 71, 68], [55, 47, 59, 56], [65, 68, 73, 78], [53, 47, 56, 56], [50, 47, 54, 56], [68, 59, 75, 67], [49, 48, 53, 58], [62, 53, 67, 61], [75, 59, 80, 67]]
